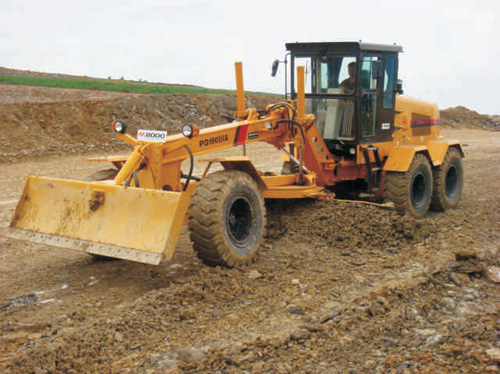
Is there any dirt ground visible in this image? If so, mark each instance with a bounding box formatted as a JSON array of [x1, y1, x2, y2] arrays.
[[0, 85, 499, 373]]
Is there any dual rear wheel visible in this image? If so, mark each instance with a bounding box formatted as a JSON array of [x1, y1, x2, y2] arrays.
[[384, 148, 463, 218], [431, 148, 464, 211]]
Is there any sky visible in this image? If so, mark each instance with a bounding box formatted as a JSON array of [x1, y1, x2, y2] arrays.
[[1, 0, 499, 114]]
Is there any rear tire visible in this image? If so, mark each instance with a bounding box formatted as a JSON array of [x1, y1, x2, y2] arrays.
[[384, 153, 433, 218], [431, 147, 463, 211], [188, 170, 266, 267]]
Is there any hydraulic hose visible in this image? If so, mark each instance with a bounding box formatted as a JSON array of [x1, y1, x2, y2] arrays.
[[264, 102, 297, 120], [276, 119, 308, 179], [124, 163, 146, 187], [276, 119, 306, 143], [182, 145, 194, 191]]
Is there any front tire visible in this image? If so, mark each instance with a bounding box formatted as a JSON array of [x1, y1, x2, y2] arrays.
[[431, 147, 463, 211], [384, 153, 433, 218], [188, 170, 266, 267]]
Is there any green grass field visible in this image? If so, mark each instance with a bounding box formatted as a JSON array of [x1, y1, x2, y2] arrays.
[[0, 73, 246, 95]]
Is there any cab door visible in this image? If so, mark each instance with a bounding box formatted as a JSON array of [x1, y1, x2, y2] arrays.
[[359, 53, 398, 144]]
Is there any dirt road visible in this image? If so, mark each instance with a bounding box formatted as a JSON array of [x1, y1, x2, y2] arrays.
[[1, 128, 499, 373]]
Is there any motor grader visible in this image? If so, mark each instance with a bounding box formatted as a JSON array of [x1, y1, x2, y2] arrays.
[[10, 42, 464, 267]]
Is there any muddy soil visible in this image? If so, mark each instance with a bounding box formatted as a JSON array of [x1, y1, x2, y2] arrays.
[[0, 85, 499, 373]]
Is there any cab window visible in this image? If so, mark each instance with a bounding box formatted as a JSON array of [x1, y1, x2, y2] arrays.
[[383, 55, 396, 108], [317, 56, 356, 94], [360, 55, 379, 91]]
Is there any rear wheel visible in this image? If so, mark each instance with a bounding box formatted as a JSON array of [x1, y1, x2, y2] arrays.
[[188, 170, 266, 267], [384, 153, 433, 218], [431, 147, 463, 211]]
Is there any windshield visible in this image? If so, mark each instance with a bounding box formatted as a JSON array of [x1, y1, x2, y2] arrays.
[[318, 56, 357, 94], [294, 55, 358, 143], [294, 55, 357, 95]]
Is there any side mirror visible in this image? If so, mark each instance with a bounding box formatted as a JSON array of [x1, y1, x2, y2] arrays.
[[395, 79, 404, 95], [271, 59, 280, 77], [372, 60, 383, 79]]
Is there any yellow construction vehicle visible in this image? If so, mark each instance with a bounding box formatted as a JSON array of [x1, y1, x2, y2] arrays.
[[10, 42, 464, 267]]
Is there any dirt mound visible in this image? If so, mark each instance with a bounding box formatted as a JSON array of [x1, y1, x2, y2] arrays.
[[0, 84, 280, 163], [440, 106, 499, 130], [1, 84, 498, 163], [266, 199, 433, 250]]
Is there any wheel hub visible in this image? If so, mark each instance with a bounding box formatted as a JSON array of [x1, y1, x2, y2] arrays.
[[227, 197, 252, 245], [411, 172, 427, 209], [445, 165, 459, 199]]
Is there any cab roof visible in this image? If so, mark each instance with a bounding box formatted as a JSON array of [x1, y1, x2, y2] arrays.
[[285, 41, 403, 56]]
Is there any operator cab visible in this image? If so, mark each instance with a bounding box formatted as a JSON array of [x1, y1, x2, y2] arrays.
[[285, 42, 403, 157]]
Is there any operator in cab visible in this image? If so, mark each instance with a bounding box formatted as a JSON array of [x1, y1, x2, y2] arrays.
[[340, 62, 356, 94]]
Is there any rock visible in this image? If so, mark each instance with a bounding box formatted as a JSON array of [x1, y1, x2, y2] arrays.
[[364, 359, 377, 369], [396, 360, 415, 369], [486, 348, 500, 362], [426, 334, 443, 345], [176, 347, 204, 364], [319, 309, 341, 324], [460, 293, 476, 301], [450, 259, 485, 274], [440, 297, 457, 311], [287, 305, 304, 316], [1, 331, 30, 344], [367, 297, 388, 317], [414, 328, 436, 336], [485, 266, 500, 283], [456, 303, 477, 316], [247, 270, 263, 279], [150, 352, 178, 371], [291, 279, 300, 285], [486, 365, 500, 372], [449, 272, 469, 286], [230, 352, 254, 366], [455, 249, 478, 260], [299, 323, 324, 332], [289, 329, 311, 341]]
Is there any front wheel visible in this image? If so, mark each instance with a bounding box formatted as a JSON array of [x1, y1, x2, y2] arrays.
[[384, 153, 433, 218], [431, 147, 463, 211], [188, 170, 266, 267]]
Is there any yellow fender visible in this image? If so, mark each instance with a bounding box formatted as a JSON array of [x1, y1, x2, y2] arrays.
[[426, 140, 464, 167], [384, 141, 464, 172], [383, 145, 427, 172]]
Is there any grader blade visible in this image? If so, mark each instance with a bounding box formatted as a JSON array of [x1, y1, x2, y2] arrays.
[[9, 175, 191, 265]]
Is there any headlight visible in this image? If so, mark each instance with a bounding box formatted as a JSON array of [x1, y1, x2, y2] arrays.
[[112, 120, 127, 134], [181, 124, 199, 138]]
